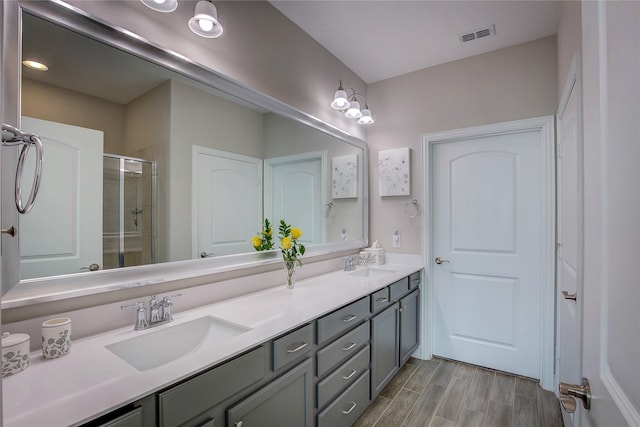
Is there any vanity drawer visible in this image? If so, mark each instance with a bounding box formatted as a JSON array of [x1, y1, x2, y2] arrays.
[[317, 297, 369, 345], [317, 370, 370, 427], [370, 287, 391, 313], [96, 407, 144, 427], [409, 271, 421, 290], [317, 321, 369, 377], [390, 277, 410, 301], [158, 346, 265, 427], [273, 323, 314, 371], [317, 345, 370, 409]]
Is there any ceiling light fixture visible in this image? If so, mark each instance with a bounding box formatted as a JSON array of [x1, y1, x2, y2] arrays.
[[331, 81, 374, 125], [22, 60, 49, 71], [140, 0, 178, 13], [188, 0, 224, 38]]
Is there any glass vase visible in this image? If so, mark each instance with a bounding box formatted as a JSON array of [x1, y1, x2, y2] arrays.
[[284, 261, 297, 289]]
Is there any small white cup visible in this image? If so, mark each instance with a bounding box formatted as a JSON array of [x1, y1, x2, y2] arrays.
[[41, 317, 71, 359]]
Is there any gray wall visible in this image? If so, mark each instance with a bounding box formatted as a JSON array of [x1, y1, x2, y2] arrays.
[[366, 36, 559, 254], [22, 78, 126, 153], [557, 1, 582, 97]]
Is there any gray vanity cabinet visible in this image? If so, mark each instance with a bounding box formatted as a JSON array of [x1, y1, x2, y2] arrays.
[[82, 270, 422, 427], [371, 302, 400, 396], [399, 289, 420, 365], [158, 346, 266, 427], [226, 358, 314, 427], [85, 395, 155, 427]]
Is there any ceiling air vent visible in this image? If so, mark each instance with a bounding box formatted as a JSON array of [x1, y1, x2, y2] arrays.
[[458, 25, 496, 44]]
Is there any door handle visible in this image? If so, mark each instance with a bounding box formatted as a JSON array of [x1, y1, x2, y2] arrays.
[[561, 290, 577, 301], [200, 251, 214, 258], [434, 257, 450, 264], [1, 226, 16, 237], [81, 263, 100, 272], [559, 378, 591, 410]]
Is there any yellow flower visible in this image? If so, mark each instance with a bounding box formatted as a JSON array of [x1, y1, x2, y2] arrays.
[[291, 227, 303, 239], [252, 235, 262, 248], [265, 227, 273, 236], [281, 236, 292, 250]]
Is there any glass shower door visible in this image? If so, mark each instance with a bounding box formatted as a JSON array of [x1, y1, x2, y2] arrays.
[[103, 155, 156, 270]]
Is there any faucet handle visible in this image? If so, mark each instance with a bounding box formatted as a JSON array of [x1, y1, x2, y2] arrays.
[[121, 301, 148, 330], [161, 294, 182, 321], [121, 301, 144, 311]]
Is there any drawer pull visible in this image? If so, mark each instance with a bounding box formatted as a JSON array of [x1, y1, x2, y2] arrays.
[[342, 314, 357, 323], [342, 401, 357, 415], [376, 297, 388, 303], [342, 369, 358, 380], [342, 342, 357, 351], [286, 342, 309, 353]]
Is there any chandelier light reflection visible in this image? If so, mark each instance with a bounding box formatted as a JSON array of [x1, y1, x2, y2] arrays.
[[140, 0, 223, 38], [331, 81, 374, 125]]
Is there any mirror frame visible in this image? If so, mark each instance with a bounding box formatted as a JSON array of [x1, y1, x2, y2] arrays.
[[0, 0, 368, 308]]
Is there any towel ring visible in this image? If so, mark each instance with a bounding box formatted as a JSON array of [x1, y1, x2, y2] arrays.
[[2, 124, 45, 214], [404, 199, 421, 218], [323, 202, 334, 218]]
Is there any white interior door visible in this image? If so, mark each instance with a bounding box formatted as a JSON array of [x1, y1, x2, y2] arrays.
[[19, 116, 103, 279], [264, 152, 326, 245], [579, 1, 640, 425], [192, 147, 261, 258], [427, 117, 555, 384], [556, 56, 583, 427]]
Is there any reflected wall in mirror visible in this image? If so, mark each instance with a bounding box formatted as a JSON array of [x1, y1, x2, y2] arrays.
[[18, 10, 364, 281]]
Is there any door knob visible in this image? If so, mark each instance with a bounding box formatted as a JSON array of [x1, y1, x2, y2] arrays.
[[559, 378, 591, 410], [434, 257, 450, 264], [1, 226, 16, 237], [81, 263, 100, 272], [200, 251, 214, 258]]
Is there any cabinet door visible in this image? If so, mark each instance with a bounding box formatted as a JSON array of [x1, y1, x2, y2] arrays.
[[227, 358, 314, 427], [371, 302, 399, 397], [399, 289, 420, 365]]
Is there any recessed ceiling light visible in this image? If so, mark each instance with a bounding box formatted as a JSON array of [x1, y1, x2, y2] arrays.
[[22, 60, 49, 71]]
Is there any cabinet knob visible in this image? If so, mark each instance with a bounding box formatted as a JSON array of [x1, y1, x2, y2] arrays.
[[234, 421, 243, 427]]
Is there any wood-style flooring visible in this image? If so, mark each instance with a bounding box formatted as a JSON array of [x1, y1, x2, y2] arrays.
[[354, 357, 564, 427]]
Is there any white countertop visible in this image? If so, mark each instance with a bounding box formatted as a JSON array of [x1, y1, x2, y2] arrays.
[[2, 263, 421, 426]]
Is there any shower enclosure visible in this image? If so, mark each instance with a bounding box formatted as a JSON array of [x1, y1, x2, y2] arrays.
[[103, 154, 157, 270]]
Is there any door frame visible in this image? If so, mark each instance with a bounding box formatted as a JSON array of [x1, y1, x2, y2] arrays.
[[556, 53, 583, 426], [421, 116, 556, 390]]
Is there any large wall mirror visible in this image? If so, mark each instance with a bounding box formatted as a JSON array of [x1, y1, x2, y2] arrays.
[[1, 1, 367, 302]]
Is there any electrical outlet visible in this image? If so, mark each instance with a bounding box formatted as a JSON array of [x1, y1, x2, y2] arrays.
[[392, 230, 401, 248]]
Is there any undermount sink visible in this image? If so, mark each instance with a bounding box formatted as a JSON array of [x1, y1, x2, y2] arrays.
[[106, 316, 250, 371], [347, 268, 397, 278]]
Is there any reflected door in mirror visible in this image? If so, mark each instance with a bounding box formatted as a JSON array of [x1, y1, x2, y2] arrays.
[[19, 117, 103, 279], [193, 147, 262, 257]]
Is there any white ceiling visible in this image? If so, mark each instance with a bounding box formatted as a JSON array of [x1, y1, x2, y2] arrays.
[[270, 0, 561, 84]]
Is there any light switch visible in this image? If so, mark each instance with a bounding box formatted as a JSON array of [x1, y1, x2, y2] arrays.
[[392, 230, 401, 248]]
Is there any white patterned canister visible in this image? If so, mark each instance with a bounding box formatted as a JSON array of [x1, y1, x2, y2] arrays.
[[2, 332, 30, 377], [41, 317, 71, 359]]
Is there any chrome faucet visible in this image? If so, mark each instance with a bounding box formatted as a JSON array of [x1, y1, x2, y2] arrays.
[[344, 255, 359, 271], [121, 294, 182, 331]]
